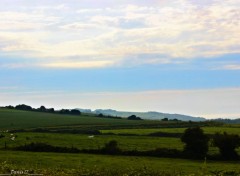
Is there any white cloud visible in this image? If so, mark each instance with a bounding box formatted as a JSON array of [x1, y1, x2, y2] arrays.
[[41, 60, 114, 68], [60, 23, 98, 30], [222, 64, 240, 70], [0, 0, 239, 68]]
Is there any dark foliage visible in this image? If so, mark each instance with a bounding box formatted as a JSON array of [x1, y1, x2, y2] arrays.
[[97, 113, 122, 119], [59, 109, 70, 114], [181, 127, 209, 158], [98, 113, 104, 117], [47, 108, 55, 113], [162, 118, 169, 121], [16, 142, 80, 153], [28, 128, 101, 135], [15, 104, 32, 111], [127, 115, 142, 120], [5, 105, 14, 109], [213, 132, 240, 160], [59, 109, 81, 115], [101, 140, 121, 154], [39, 106, 46, 112], [149, 132, 182, 138], [70, 109, 81, 115]]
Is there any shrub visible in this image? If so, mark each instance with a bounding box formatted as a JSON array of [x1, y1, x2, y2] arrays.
[[102, 140, 121, 154], [213, 132, 240, 160], [127, 115, 142, 120], [181, 127, 209, 158]]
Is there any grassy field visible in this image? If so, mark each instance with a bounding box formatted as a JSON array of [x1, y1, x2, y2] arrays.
[[1, 108, 240, 175], [3, 132, 239, 155], [0, 108, 188, 130], [0, 151, 240, 175], [101, 127, 240, 135], [0, 132, 184, 151]]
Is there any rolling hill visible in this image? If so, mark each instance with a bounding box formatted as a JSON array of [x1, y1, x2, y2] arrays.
[[78, 108, 206, 121]]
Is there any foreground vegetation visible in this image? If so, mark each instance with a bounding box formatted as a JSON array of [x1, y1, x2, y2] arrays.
[[0, 107, 240, 175], [1, 151, 240, 176]]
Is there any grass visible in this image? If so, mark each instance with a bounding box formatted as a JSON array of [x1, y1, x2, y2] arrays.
[[1, 109, 240, 175], [0, 151, 240, 175], [101, 127, 240, 135], [1, 132, 184, 151], [0, 108, 184, 130], [3, 132, 238, 155]]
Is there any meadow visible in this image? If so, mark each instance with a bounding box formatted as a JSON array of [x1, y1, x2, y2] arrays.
[[0, 108, 240, 175], [0, 151, 240, 176], [0, 108, 195, 130], [101, 127, 240, 135]]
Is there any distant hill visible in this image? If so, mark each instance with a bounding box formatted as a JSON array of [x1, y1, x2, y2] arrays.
[[77, 108, 206, 122], [212, 118, 240, 124]]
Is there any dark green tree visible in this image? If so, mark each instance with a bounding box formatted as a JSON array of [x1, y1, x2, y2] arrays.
[[162, 118, 168, 121], [102, 140, 121, 154], [39, 106, 46, 112], [127, 115, 142, 120], [213, 132, 240, 160], [181, 127, 209, 158], [15, 104, 32, 111], [70, 109, 81, 115], [98, 113, 104, 117], [48, 108, 55, 113]]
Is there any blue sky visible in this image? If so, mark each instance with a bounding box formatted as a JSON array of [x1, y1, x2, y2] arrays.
[[0, 0, 239, 118]]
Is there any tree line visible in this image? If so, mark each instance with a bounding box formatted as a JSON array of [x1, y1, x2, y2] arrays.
[[181, 127, 240, 160], [4, 104, 81, 116]]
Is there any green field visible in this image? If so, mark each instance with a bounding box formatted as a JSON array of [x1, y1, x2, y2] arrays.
[[1, 132, 184, 151], [0, 108, 186, 130], [1, 151, 240, 176], [0, 108, 240, 175], [101, 127, 240, 135]]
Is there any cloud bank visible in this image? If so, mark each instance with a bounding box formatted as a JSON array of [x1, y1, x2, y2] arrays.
[[0, 0, 239, 68]]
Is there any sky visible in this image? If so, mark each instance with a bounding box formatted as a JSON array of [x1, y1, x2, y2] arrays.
[[0, 0, 239, 119]]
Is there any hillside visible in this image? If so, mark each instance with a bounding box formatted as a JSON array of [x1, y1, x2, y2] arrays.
[[78, 109, 206, 122], [0, 108, 196, 130]]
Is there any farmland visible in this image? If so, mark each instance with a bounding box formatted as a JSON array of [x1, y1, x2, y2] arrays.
[[0, 151, 240, 175], [0, 108, 197, 130], [101, 127, 240, 135], [0, 108, 240, 175]]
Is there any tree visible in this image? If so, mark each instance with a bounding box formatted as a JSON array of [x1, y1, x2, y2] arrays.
[[39, 106, 46, 112], [5, 105, 14, 109], [48, 108, 55, 113], [162, 118, 168, 121], [15, 104, 32, 111], [70, 109, 81, 115], [127, 115, 142, 120], [59, 109, 70, 114], [213, 132, 240, 160], [181, 127, 209, 158], [98, 113, 104, 117], [102, 140, 121, 154]]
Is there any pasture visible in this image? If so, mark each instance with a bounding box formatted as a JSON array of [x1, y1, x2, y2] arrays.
[[0, 108, 240, 175], [0, 151, 240, 175], [101, 127, 240, 135]]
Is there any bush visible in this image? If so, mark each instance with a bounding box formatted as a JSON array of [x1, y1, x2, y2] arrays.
[[70, 109, 81, 115], [15, 104, 32, 111], [16, 142, 79, 153], [181, 127, 209, 158], [102, 140, 121, 154], [127, 115, 142, 120], [213, 132, 240, 160]]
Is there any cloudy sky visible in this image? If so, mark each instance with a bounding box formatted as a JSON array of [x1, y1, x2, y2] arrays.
[[0, 0, 239, 119]]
